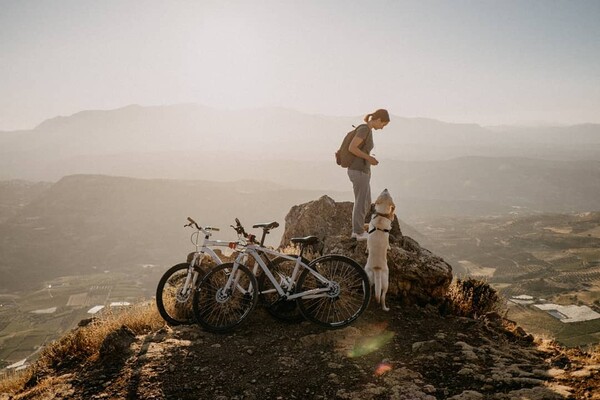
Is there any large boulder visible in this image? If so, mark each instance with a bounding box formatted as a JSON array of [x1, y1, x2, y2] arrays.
[[280, 195, 453, 305]]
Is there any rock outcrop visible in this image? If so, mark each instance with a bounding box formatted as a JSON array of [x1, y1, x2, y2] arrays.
[[280, 195, 453, 305]]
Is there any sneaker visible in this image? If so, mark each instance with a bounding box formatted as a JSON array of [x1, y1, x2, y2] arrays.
[[351, 232, 369, 241]]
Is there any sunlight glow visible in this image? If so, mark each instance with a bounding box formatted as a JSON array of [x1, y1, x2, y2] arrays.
[[374, 362, 393, 376], [347, 328, 394, 358]]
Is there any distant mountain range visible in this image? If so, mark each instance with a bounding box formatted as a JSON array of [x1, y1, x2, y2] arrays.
[[1, 104, 599, 181]]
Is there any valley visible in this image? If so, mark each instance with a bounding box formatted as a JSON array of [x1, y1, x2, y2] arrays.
[[412, 212, 600, 347], [0, 265, 165, 370]]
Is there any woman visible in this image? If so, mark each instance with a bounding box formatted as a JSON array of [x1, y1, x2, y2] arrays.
[[348, 108, 390, 241]]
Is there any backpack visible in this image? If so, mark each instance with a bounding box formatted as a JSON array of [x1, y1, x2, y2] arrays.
[[335, 124, 368, 168]]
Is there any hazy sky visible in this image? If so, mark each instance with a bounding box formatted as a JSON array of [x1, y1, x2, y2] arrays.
[[1, 0, 599, 130]]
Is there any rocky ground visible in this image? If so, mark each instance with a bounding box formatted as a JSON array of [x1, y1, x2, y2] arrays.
[[6, 302, 599, 400]]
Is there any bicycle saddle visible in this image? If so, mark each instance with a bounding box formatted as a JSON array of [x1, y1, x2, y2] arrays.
[[290, 236, 319, 245], [253, 221, 279, 230]]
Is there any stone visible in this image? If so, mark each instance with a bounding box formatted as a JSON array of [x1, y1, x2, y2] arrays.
[[458, 368, 475, 376], [412, 340, 443, 353], [447, 390, 484, 400], [279, 195, 452, 305], [98, 325, 135, 362]]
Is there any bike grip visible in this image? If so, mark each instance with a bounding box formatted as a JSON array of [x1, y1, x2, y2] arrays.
[[187, 217, 196, 224], [212, 227, 220, 231]]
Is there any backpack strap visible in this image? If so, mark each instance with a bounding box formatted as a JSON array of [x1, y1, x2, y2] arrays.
[[351, 124, 370, 149]]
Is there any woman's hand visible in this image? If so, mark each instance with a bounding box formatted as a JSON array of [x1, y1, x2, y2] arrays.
[[368, 156, 379, 166]]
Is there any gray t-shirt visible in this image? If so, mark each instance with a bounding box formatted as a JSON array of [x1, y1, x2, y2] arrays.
[[348, 124, 373, 173]]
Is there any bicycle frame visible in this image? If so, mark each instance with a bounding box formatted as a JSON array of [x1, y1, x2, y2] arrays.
[[226, 244, 332, 301], [181, 229, 242, 298]]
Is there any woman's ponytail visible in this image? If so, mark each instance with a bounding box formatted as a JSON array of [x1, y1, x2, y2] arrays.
[[364, 109, 390, 123]]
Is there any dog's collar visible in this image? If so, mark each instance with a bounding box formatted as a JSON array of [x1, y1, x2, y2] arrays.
[[369, 212, 393, 234], [368, 226, 391, 234]]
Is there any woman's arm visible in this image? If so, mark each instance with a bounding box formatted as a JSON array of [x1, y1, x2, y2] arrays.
[[349, 136, 379, 166]]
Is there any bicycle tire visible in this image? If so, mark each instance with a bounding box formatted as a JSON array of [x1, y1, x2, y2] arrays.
[[257, 256, 309, 322], [296, 255, 370, 329], [193, 263, 258, 332], [156, 263, 203, 326]]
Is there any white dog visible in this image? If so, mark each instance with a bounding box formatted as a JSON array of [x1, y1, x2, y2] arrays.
[[365, 188, 395, 311]]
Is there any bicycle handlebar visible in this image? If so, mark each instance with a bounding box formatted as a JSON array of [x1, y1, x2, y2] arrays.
[[185, 217, 220, 232], [186, 216, 273, 246], [231, 217, 248, 237]]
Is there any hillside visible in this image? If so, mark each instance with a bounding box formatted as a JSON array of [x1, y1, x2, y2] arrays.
[[0, 181, 51, 224], [6, 305, 600, 400], [0, 175, 351, 291], [378, 157, 600, 217]]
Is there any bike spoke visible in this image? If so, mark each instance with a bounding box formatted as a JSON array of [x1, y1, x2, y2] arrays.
[[193, 263, 257, 332]]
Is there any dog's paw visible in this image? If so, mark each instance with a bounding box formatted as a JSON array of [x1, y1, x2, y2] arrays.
[[382, 305, 390, 312]]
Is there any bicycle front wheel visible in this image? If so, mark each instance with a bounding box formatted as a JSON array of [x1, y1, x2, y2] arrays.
[[193, 263, 258, 332], [156, 263, 202, 325], [296, 255, 370, 329]]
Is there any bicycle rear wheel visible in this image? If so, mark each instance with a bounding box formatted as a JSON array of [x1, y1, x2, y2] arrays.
[[193, 263, 258, 332], [156, 263, 202, 325], [258, 256, 308, 322], [296, 255, 370, 329]]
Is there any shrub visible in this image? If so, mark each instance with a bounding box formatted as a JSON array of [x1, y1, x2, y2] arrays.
[[447, 278, 504, 318]]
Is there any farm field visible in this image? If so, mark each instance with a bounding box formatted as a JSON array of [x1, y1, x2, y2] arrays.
[[0, 264, 166, 369], [411, 211, 600, 347]]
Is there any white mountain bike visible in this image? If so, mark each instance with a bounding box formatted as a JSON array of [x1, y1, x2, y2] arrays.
[[155, 217, 243, 325], [192, 220, 371, 332], [156, 217, 307, 325]]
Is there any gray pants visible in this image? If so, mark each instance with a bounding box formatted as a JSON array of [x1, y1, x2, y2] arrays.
[[347, 169, 371, 234]]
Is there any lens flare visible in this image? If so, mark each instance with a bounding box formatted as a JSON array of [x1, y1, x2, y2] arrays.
[[347, 331, 394, 358], [374, 362, 393, 376]]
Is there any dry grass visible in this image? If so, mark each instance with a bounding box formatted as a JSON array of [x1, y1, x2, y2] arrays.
[[9, 375, 71, 400], [591, 344, 600, 362], [447, 277, 505, 318], [39, 302, 163, 368], [0, 368, 34, 396], [0, 301, 165, 395]]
